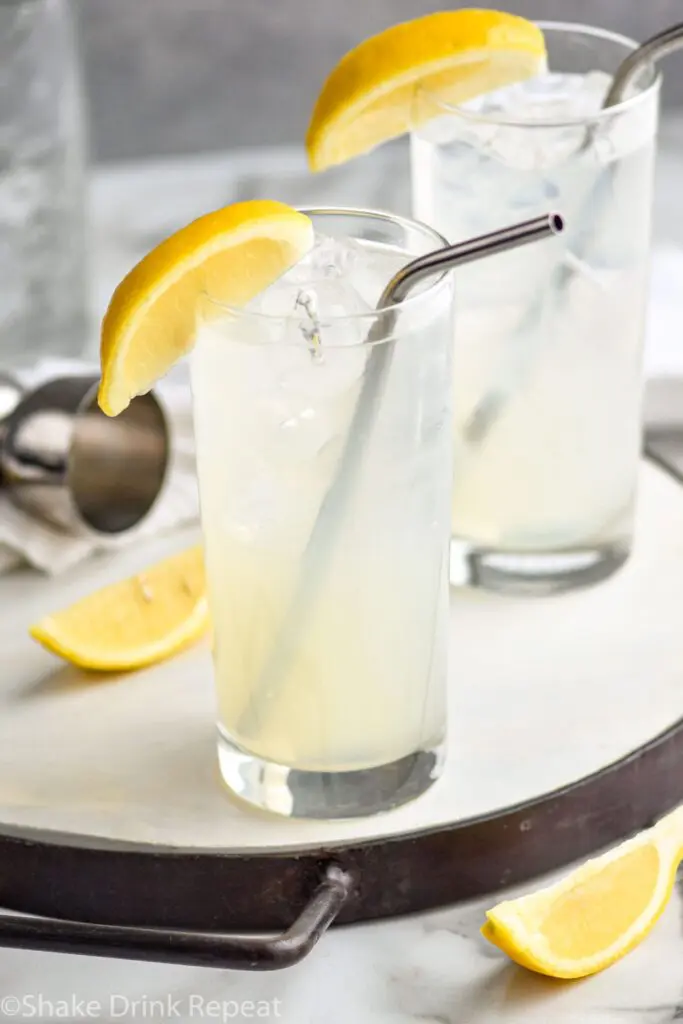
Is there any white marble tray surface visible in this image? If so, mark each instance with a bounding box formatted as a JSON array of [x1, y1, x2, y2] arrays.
[[0, 459, 680, 852], [2, 462, 683, 1020]]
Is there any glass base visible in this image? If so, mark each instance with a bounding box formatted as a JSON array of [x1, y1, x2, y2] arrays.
[[217, 727, 445, 819], [450, 538, 630, 596]]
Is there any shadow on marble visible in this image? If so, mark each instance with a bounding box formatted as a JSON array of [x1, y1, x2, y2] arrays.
[[11, 662, 128, 704]]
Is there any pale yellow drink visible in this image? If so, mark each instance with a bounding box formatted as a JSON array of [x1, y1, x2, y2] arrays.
[[191, 210, 453, 818]]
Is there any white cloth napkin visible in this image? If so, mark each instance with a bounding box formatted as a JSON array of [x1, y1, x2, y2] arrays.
[[0, 360, 199, 575]]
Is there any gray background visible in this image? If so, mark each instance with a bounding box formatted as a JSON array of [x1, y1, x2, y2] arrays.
[[77, 0, 683, 163]]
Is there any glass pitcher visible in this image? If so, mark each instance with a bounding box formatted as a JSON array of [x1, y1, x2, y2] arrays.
[[0, 0, 89, 370]]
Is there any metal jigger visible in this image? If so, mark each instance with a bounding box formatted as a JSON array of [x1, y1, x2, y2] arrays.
[[0, 375, 169, 538]]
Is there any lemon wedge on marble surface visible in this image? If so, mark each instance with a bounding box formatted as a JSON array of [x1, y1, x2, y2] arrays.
[[98, 200, 314, 417], [29, 546, 208, 671], [482, 806, 683, 979], [306, 9, 546, 172]]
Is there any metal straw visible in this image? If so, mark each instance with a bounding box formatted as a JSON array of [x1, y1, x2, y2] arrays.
[[463, 22, 683, 447], [604, 22, 683, 108], [237, 213, 563, 739]]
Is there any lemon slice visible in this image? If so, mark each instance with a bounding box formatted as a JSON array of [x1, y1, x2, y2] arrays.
[[29, 546, 208, 672], [306, 10, 546, 172], [98, 200, 314, 417], [482, 806, 683, 979]]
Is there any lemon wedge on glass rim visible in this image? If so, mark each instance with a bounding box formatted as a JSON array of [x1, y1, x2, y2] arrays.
[[482, 806, 683, 979], [306, 9, 546, 172], [98, 200, 314, 418]]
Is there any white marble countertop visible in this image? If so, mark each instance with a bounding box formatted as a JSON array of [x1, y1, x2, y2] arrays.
[[3, 145, 683, 1020], [2, 872, 683, 1023]]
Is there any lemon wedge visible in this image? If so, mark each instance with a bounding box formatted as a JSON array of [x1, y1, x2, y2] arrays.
[[29, 546, 208, 672], [482, 806, 683, 979], [98, 200, 314, 417], [306, 10, 546, 172]]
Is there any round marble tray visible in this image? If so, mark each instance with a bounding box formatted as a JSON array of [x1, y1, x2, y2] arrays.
[[1, 460, 683, 946]]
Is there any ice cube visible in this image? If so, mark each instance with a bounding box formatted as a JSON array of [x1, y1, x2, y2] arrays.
[[249, 236, 369, 323], [417, 113, 494, 150], [241, 234, 416, 461], [463, 71, 611, 121], [262, 234, 368, 297], [249, 233, 405, 347], [297, 235, 364, 279], [453, 71, 614, 170], [273, 320, 368, 400], [487, 122, 588, 170]]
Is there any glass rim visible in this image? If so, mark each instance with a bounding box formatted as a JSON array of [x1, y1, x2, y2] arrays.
[[198, 206, 451, 335], [414, 20, 662, 130]]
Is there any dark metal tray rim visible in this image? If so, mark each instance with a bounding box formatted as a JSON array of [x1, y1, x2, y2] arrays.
[[0, 710, 679, 970]]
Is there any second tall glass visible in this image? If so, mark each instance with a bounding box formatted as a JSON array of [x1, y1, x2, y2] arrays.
[[412, 22, 660, 594]]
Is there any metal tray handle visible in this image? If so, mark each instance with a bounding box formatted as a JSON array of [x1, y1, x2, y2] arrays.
[[0, 864, 354, 971]]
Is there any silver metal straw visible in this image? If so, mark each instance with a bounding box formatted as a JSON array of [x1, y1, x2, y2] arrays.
[[376, 214, 564, 311], [463, 22, 683, 447], [237, 213, 563, 739], [604, 22, 683, 107]]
